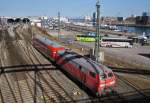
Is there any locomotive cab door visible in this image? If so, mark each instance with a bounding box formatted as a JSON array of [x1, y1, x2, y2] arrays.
[[86, 71, 98, 93], [79, 66, 87, 84]]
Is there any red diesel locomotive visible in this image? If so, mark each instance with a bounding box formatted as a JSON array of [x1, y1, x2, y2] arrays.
[[33, 35, 65, 61], [33, 35, 116, 96]]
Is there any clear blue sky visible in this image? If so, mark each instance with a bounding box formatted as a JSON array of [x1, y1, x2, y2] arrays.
[[0, 0, 150, 17]]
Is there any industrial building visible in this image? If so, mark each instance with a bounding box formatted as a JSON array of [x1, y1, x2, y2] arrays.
[[135, 12, 150, 25]]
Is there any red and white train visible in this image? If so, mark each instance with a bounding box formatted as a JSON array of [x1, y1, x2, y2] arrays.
[[33, 35, 116, 96]]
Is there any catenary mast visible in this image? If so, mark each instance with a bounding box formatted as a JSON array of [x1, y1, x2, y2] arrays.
[[94, 0, 101, 62]]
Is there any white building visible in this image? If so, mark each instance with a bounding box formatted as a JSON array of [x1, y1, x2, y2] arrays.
[[40, 16, 48, 20], [84, 16, 92, 21], [52, 17, 69, 23], [30, 18, 42, 27]]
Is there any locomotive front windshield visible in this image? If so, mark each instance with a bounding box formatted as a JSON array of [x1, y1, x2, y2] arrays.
[[100, 72, 114, 80], [100, 74, 107, 80]]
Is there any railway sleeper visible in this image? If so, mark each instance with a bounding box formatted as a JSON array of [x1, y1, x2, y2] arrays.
[[39, 80, 65, 102], [19, 80, 34, 101], [0, 80, 17, 103], [39, 76, 73, 103]]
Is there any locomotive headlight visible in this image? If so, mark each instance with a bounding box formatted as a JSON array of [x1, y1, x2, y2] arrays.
[[100, 84, 106, 87], [110, 81, 115, 85]]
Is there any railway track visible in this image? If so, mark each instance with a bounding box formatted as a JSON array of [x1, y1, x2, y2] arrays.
[[0, 39, 18, 103], [117, 75, 150, 99], [14, 40, 47, 102], [15, 27, 38, 103], [27, 69, 51, 103], [29, 40, 79, 103], [19, 39, 77, 103], [64, 24, 136, 37], [15, 27, 58, 103], [16, 40, 58, 103], [0, 28, 36, 103], [7, 36, 35, 102]]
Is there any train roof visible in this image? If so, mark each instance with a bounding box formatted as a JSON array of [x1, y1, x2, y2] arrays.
[[61, 52, 111, 74], [35, 35, 62, 48]]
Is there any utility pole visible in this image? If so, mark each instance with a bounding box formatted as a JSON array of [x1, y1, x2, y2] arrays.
[[94, 0, 101, 62], [58, 12, 60, 39]]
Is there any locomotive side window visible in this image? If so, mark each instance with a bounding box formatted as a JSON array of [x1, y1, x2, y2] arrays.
[[79, 65, 82, 70], [75, 63, 80, 69], [89, 71, 96, 78], [108, 72, 113, 77], [70, 61, 78, 68], [81, 67, 87, 73]]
